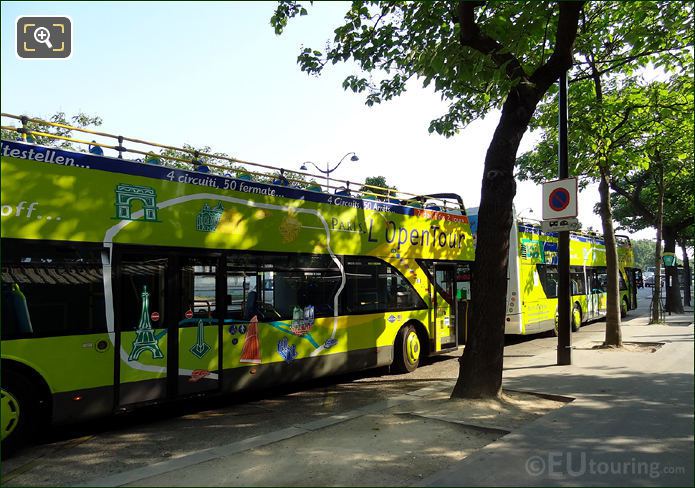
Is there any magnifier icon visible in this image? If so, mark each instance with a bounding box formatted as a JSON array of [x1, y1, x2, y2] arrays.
[[33, 27, 53, 49]]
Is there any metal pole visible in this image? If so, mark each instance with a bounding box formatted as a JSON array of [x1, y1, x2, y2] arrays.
[[557, 70, 572, 365]]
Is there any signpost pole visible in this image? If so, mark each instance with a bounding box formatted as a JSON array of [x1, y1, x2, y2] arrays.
[[557, 70, 572, 366]]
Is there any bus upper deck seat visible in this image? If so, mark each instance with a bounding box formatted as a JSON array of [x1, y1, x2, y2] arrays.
[[272, 174, 290, 186], [89, 141, 104, 156]]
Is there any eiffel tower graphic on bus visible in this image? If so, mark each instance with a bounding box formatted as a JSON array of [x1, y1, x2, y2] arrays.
[[128, 285, 164, 361]]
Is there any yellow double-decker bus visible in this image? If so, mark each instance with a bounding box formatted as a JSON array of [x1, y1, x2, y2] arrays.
[[467, 207, 638, 335], [0, 114, 474, 451]]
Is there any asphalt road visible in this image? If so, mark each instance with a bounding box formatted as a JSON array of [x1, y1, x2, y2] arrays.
[[0, 287, 663, 486]]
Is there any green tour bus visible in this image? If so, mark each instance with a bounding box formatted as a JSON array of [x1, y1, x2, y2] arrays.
[[0, 114, 475, 451], [467, 207, 637, 336]]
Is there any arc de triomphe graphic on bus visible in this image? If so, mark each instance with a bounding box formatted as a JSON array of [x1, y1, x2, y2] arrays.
[[114, 183, 158, 221]]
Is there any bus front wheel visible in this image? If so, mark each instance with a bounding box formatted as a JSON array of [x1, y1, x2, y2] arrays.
[[1, 370, 39, 456], [393, 324, 421, 373]]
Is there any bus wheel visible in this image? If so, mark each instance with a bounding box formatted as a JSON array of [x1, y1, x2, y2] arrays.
[[620, 297, 628, 318], [571, 305, 582, 332], [393, 324, 421, 373], [1, 371, 39, 456]]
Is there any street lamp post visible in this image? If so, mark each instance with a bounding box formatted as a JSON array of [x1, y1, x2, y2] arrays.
[[301, 152, 359, 192], [662, 252, 677, 314]]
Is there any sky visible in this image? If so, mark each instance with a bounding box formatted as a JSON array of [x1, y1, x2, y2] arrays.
[[1, 1, 655, 239]]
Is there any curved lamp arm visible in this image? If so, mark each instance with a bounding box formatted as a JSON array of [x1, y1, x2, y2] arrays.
[[300, 152, 359, 175], [328, 152, 359, 173], [300, 161, 328, 174]]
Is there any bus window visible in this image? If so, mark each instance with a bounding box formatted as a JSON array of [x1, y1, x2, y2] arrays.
[[226, 253, 342, 321], [570, 266, 586, 295], [1, 282, 33, 338], [271, 254, 341, 319], [180, 257, 217, 323], [591, 268, 608, 292], [1, 239, 106, 338], [341, 257, 425, 315], [536, 265, 559, 298]]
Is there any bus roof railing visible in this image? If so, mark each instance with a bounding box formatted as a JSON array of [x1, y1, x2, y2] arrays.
[[1, 113, 466, 214], [515, 219, 632, 247]]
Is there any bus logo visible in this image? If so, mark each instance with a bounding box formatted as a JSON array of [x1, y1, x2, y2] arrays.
[[114, 184, 158, 222], [196, 202, 224, 232]]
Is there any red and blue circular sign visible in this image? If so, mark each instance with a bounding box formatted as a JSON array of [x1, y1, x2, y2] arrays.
[[549, 188, 570, 212]]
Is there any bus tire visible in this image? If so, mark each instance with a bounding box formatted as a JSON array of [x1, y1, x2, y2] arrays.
[[392, 324, 421, 373], [571, 304, 582, 332], [1, 370, 40, 456], [620, 297, 629, 318]]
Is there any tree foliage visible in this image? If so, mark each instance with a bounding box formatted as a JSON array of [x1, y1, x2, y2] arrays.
[[610, 77, 694, 238], [631, 239, 658, 271], [158, 143, 239, 173], [273, 1, 584, 136], [359, 175, 397, 199]]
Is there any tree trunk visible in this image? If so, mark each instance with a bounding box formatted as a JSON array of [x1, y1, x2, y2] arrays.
[[650, 163, 665, 323], [451, 87, 538, 399], [451, 1, 582, 399], [652, 236, 664, 324], [663, 227, 684, 313], [597, 167, 622, 347], [679, 240, 691, 307]]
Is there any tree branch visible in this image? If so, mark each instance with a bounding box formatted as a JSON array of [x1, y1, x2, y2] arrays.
[[455, 1, 529, 82], [529, 2, 584, 95], [570, 45, 695, 83], [611, 172, 656, 224]]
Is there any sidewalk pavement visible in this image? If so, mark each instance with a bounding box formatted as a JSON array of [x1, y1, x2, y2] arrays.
[[423, 309, 694, 486], [81, 309, 693, 487]]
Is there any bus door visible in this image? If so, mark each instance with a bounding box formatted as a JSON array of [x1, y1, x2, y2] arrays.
[[116, 252, 171, 406], [433, 263, 457, 350], [626, 267, 639, 309], [176, 255, 222, 396], [588, 267, 608, 318]]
